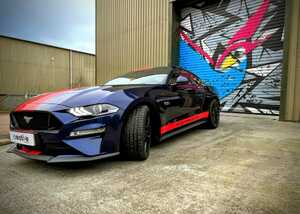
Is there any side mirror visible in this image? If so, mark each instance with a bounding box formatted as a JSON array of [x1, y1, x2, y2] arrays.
[[169, 82, 176, 87], [169, 82, 177, 91]]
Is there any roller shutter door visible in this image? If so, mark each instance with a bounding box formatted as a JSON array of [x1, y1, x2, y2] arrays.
[[178, 0, 285, 115]]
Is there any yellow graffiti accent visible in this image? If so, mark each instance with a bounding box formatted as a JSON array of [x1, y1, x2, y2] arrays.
[[221, 55, 238, 70]]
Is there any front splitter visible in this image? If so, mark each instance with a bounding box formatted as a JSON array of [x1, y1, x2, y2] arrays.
[[7, 145, 120, 163]]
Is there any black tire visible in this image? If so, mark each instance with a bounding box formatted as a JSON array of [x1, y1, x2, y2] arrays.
[[122, 106, 152, 160], [205, 99, 220, 129]]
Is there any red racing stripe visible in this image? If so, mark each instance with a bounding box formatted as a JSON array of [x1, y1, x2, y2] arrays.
[[15, 89, 72, 112], [160, 112, 209, 135]]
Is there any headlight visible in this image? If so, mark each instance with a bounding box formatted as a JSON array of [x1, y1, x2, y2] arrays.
[[68, 104, 119, 117]]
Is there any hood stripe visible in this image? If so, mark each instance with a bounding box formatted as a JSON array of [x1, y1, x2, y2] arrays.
[[15, 89, 73, 112]]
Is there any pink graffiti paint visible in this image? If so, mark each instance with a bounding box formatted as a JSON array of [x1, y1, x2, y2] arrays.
[[228, 0, 270, 45], [180, 31, 215, 66], [215, 0, 270, 68], [181, 0, 271, 70]]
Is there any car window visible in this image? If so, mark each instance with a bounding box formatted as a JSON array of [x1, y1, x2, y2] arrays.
[[182, 71, 204, 87], [178, 71, 198, 85], [169, 70, 205, 90], [105, 74, 168, 85], [176, 75, 189, 83]]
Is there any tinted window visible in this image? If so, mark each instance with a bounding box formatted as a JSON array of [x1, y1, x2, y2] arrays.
[[176, 75, 189, 83], [169, 70, 205, 91], [105, 68, 170, 86], [105, 74, 168, 85], [179, 71, 203, 86]]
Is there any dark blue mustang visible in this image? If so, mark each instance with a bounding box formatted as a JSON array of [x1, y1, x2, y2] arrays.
[[8, 66, 220, 163]]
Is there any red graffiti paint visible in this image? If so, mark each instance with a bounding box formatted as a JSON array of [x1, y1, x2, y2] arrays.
[[216, 0, 270, 68], [180, 31, 215, 66], [228, 0, 270, 45], [181, 0, 271, 70]]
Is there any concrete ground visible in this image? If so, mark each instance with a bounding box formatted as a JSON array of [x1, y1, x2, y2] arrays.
[[0, 113, 299, 214]]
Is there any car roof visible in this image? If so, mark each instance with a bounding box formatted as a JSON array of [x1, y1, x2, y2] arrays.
[[112, 66, 193, 82], [130, 66, 172, 74], [124, 66, 189, 76]]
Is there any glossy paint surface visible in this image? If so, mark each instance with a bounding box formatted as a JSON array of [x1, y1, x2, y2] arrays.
[[10, 67, 218, 161]]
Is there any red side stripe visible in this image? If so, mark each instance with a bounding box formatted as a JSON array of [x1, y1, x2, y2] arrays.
[[15, 89, 72, 112], [160, 112, 209, 135]]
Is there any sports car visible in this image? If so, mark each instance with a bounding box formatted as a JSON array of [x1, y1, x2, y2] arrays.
[[8, 66, 220, 163]]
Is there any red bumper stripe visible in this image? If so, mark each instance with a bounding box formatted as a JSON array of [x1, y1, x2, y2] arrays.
[[20, 146, 42, 155], [160, 112, 209, 135]]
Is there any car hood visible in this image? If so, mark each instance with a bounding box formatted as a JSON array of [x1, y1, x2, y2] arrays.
[[14, 85, 154, 112]]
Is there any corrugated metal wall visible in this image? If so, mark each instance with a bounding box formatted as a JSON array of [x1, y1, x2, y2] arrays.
[[0, 36, 95, 111], [96, 0, 172, 84], [280, 0, 300, 122], [178, 0, 285, 115], [0, 36, 70, 94], [71, 51, 96, 88]]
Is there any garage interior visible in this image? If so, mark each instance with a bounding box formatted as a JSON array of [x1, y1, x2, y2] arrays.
[[0, 0, 300, 213]]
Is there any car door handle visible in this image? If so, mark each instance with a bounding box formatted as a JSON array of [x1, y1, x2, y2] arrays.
[[156, 96, 181, 103]]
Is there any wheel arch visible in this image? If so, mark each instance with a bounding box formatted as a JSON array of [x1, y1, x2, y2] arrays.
[[121, 98, 161, 145], [203, 93, 220, 112]]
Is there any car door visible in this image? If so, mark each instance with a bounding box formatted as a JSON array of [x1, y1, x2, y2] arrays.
[[148, 83, 185, 126], [150, 69, 203, 126], [170, 70, 206, 116]]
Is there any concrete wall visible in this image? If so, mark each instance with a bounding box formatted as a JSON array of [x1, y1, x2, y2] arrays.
[[0, 36, 95, 111], [280, 0, 300, 122], [96, 0, 173, 84]]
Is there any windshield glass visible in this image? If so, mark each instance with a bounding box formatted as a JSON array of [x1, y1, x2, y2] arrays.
[[104, 68, 170, 86]]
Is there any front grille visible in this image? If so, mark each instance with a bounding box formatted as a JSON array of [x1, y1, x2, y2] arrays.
[[11, 111, 62, 131]]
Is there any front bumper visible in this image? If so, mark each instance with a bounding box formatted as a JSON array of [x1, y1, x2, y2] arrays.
[[9, 108, 124, 162], [7, 144, 120, 163]]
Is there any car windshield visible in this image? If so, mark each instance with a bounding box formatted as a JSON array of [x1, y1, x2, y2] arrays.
[[104, 68, 170, 86]]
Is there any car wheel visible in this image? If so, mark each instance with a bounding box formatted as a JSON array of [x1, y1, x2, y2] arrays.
[[205, 99, 220, 129], [122, 106, 151, 160]]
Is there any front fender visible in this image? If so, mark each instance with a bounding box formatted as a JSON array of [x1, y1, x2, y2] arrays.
[[121, 98, 162, 143]]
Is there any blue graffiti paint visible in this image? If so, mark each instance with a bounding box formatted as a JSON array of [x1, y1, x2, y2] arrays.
[[179, 38, 247, 99]]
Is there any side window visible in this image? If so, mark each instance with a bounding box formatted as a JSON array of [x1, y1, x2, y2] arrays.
[[176, 75, 189, 84], [172, 71, 194, 91], [177, 70, 205, 90], [183, 71, 204, 88], [169, 70, 204, 88]]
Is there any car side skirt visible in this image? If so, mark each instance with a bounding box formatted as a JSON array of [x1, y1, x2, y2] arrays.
[[160, 120, 208, 142], [160, 111, 209, 135]]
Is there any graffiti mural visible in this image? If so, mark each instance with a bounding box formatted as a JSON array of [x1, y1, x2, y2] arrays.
[[179, 0, 285, 115]]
